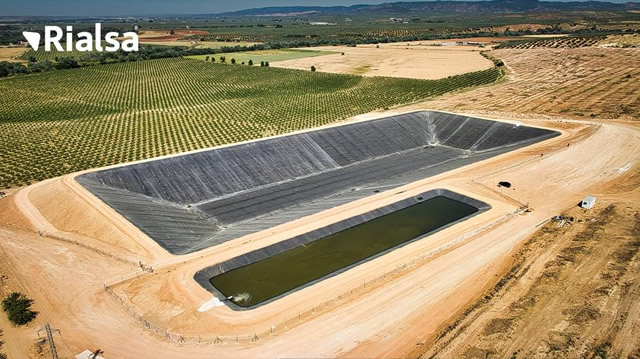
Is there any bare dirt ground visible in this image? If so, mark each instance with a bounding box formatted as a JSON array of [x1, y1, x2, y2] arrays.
[[600, 33, 640, 48], [134, 30, 210, 45], [525, 34, 570, 38], [138, 30, 209, 39], [389, 37, 519, 46], [417, 47, 640, 120], [482, 24, 552, 33], [272, 43, 494, 79], [414, 198, 640, 359], [0, 47, 639, 358], [135, 29, 259, 48], [0, 46, 26, 63]]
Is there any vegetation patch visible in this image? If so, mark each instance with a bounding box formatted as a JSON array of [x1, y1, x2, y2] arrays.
[[482, 318, 514, 336], [2, 292, 37, 326], [495, 35, 607, 49], [187, 49, 337, 65], [563, 305, 600, 326], [349, 64, 373, 75], [0, 58, 502, 188]]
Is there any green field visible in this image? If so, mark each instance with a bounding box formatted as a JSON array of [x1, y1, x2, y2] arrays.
[[20, 42, 185, 63], [187, 49, 337, 64], [0, 58, 501, 188], [18, 41, 267, 65], [20, 46, 97, 62]]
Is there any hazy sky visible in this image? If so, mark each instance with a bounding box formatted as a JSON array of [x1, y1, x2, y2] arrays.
[[1, 0, 636, 16]]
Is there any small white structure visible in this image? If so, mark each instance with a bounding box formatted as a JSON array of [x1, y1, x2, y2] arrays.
[[581, 195, 597, 209], [76, 350, 105, 359]]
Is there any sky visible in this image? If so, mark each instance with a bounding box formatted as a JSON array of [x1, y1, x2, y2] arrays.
[[1, 0, 636, 16]]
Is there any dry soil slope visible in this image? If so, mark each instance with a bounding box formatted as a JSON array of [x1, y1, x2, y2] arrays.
[[422, 48, 640, 120]]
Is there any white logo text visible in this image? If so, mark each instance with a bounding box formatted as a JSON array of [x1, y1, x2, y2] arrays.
[[23, 24, 138, 52]]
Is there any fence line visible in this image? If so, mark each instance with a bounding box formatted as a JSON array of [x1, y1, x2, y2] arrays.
[[103, 207, 523, 346], [37, 230, 154, 272], [103, 285, 263, 344]]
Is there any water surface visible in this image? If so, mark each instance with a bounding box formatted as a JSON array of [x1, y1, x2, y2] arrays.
[[210, 196, 478, 307]]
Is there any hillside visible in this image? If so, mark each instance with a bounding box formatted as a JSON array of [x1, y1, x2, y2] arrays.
[[216, 0, 640, 16]]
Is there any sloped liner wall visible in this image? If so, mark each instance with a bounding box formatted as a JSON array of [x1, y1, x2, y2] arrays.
[[77, 111, 560, 254]]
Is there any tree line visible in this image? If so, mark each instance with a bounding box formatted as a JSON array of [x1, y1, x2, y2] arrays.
[[0, 43, 264, 78]]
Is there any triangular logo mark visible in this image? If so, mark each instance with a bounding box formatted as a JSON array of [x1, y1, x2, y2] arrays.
[[22, 31, 41, 51]]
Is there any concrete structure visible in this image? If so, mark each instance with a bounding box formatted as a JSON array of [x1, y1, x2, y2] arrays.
[[581, 195, 597, 209]]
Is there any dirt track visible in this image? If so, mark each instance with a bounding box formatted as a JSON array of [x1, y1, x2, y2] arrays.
[[0, 47, 639, 358]]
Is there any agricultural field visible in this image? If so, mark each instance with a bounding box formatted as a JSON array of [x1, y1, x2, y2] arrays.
[[272, 44, 494, 80], [496, 35, 607, 49], [137, 29, 210, 42], [0, 58, 502, 188], [139, 41, 194, 47], [600, 33, 640, 47], [187, 49, 337, 64], [420, 47, 640, 119], [183, 11, 640, 45], [137, 30, 260, 49], [19, 45, 105, 62], [2, 10, 638, 48], [194, 41, 262, 49], [142, 41, 262, 49], [0, 46, 27, 63], [16, 42, 251, 66]]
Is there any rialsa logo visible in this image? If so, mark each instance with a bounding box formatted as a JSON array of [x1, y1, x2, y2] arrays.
[[22, 23, 138, 52]]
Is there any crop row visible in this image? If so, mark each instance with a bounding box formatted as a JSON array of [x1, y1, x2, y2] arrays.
[[19, 47, 98, 63], [0, 58, 502, 188], [497, 36, 607, 49]]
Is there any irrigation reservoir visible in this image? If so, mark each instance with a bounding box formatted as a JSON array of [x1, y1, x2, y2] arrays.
[[77, 111, 558, 255], [209, 193, 484, 307]]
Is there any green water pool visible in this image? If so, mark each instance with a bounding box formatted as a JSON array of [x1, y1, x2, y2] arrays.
[[210, 195, 479, 307]]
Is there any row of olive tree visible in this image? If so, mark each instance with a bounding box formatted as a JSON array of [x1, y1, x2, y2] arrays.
[[203, 56, 270, 67]]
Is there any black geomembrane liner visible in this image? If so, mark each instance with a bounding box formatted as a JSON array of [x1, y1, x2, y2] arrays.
[[77, 111, 559, 254]]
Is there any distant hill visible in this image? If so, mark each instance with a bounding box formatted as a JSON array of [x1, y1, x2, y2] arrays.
[[215, 0, 640, 16]]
